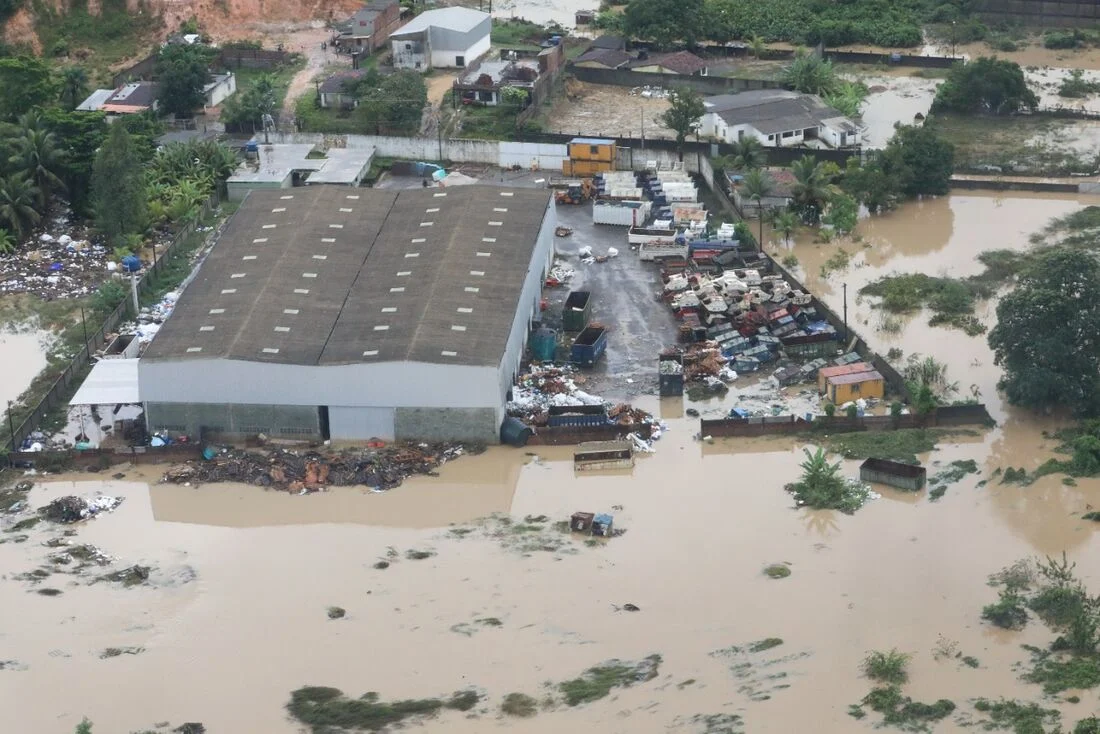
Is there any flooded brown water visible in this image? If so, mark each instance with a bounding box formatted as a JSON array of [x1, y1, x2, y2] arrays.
[[4, 193, 1100, 733], [0, 327, 50, 405]]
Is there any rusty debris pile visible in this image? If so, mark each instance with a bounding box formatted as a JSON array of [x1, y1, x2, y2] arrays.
[[162, 443, 478, 492], [508, 364, 604, 415]]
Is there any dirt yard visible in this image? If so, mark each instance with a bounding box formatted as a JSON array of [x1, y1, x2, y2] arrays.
[[545, 81, 674, 140]]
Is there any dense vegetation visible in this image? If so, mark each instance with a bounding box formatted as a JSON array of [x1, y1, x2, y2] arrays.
[[296, 69, 427, 136], [622, 0, 975, 48], [989, 248, 1100, 417], [932, 57, 1039, 115]]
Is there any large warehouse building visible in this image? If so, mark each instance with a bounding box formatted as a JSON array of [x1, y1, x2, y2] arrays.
[[138, 184, 555, 443]]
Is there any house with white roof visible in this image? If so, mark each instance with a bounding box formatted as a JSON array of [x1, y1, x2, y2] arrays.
[[698, 90, 862, 149], [389, 7, 491, 70]]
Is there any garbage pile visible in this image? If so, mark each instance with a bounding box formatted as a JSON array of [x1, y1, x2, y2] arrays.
[[114, 290, 180, 347], [660, 262, 837, 377], [546, 259, 575, 287], [0, 218, 114, 299], [508, 365, 604, 419], [40, 494, 125, 523], [162, 443, 475, 492]]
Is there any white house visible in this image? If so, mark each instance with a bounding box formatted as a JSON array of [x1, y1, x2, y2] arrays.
[[390, 6, 491, 70], [698, 90, 862, 149], [203, 73, 237, 109]]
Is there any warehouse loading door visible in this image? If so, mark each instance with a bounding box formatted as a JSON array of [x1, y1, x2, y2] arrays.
[[328, 406, 395, 441]]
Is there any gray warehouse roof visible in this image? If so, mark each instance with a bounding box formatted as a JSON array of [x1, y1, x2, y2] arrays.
[[143, 185, 552, 367]]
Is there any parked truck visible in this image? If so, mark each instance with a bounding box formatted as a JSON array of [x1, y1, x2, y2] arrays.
[[571, 325, 608, 367]]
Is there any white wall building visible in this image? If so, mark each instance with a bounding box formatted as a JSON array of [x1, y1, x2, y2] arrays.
[[390, 6, 491, 70], [698, 90, 863, 149], [138, 185, 555, 443]]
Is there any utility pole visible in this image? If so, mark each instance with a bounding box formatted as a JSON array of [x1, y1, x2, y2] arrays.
[[842, 282, 849, 344], [757, 201, 764, 251], [951, 20, 957, 59], [7, 400, 15, 454], [80, 306, 89, 357]]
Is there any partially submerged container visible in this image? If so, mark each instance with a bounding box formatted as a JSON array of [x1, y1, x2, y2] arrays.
[[573, 440, 634, 471], [562, 290, 593, 332], [859, 458, 926, 491], [570, 511, 595, 532], [529, 327, 558, 362], [592, 513, 614, 536], [500, 417, 535, 447], [658, 352, 684, 397], [571, 325, 608, 367]]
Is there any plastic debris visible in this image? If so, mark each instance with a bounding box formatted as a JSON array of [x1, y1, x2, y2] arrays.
[[40, 494, 124, 523]]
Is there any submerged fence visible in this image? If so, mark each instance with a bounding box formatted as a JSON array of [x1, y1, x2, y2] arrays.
[[2, 192, 221, 462]]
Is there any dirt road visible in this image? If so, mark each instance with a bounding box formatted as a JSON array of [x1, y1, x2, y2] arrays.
[[277, 25, 338, 123]]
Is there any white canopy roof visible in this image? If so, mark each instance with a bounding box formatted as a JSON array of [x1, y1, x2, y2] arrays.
[[69, 358, 141, 406]]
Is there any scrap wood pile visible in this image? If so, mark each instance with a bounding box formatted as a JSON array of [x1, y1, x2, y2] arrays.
[[162, 443, 478, 492]]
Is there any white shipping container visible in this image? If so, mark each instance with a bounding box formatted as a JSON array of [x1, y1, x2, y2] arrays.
[[605, 187, 643, 199], [593, 200, 651, 226]]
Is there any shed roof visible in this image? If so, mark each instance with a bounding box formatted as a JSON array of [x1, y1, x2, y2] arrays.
[[704, 90, 851, 133], [570, 137, 615, 145], [142, 185, 552, 368], [76, 88, 115, 111], [819, 362, 872, 380], [629, 50, 707, 74], [69, 359, 140, 405], [828, 370, 884, 386], [390, 6, 489, 37], [319, 69, 369, 94], [105, 82, 160, 109], [574, 47, 631, 68]]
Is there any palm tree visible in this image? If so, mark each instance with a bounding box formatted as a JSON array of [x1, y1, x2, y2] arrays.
[[0, 228, 15, 255], [740, 168, 775, 250], [790, 155, 834, 225], [774, 210, 799, 245], [11, 112, 67, 210], [0, 174, 42, 240], [749, 34, 766, 60], [725, 137, 766, 171], [59, 67, 89, 110]]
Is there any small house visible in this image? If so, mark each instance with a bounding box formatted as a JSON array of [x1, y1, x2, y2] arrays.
[[390, 6, 491, 70], [817, 362, 872, 393], [698, 89, 862, 149], [335, 0, 403, 53], [573, 47, 631, 70], [826, 370, 884, 404], [203, 73, 237, 108], [729, 167, 796, 216], [627, 50, 708, 76], [79, 82, 161, 116], [318, 69, 369, 109]]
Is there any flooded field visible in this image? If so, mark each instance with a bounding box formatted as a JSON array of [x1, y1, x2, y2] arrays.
[[854, 75, 939, 148], [0, 325, 51, 406], [489, 0, 593, 28], [5, 192, 1100, 733]]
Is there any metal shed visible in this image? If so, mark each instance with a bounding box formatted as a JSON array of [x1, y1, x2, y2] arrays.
[[859, 458, 926, 491]]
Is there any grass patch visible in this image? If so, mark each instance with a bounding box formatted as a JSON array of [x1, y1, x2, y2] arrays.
[[819, 247, 851, 278], [937, 113, 1099, 177], [982, 589, 1029, 630], [294, 95, 364, 135], [476, 617, 502, 627], [1083, 511, 1100, 522], [860, 274, 990, 335], [490, 19, 546, 47], [326, 606, 346, 620], [500, 692, 538, 718], [972, 697, 1061, 733], [558, 655, 661, 707], [862, 650, 910, 685], [1023, 647, 1100, 694], [99, 646, 143, 659], [32, 0, 162, 83], [764, 564, 791, 579], [749, 638, 784, 653], [928, 459, 980, 501], [853, 686, 955, 732], [36, 588, 62, 596], [405, 549, 434, 560], [822, 429, 971, 465], [9, 516, 40, 532], [287, 687, 480, 732]]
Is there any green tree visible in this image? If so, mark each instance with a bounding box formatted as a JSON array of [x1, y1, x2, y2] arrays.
[[156, 44, 217, 117], [788, 447, 869, 514], [354, 70, 427, 135], [740, 167, 774, 249], [0, 56, 58, 121], [823, 192, 858, 234], [591, 9, 625, 34], [782, 50, 839, 96], [658, 87, 705, 161], [117, 111, 166, 162], [39, 108, 108, 216], [749, 34, 766, 60], [879, 123, 955, 197], [222, 73, 277, 130], [823, 80, 868, 118], [74, 718, 92, 734], [790, 155, 834, 224], [10, 112, 66, 210], [58, 66, 89, 110], [773, 210, 799, 245], [988, 249, 1100, 416], [722, 137, 766, 171], [840, 157, 901, 213], [0, 173, 40, 239], [91, 123, 147, 247], [932, 56, 1039, 115], [0, 227, 14, 254], [625, 0, 705, 46]]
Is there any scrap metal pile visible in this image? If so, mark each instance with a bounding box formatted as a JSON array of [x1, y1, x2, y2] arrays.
[[508, 365, 657, 437], [162, 443, 476, 492], [660, 264, 837, 376]]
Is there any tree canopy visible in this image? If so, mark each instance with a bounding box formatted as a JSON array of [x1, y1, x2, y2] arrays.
[[351, 70, 427, 135], [931, 57, 1039, 115], [879, 123, 955, 197], [156, 44, 218, 117], [625, 0, 705, 46], [0, 56, 58, 121], [988, 249, 1100, 416], [658, 87, 705, 159], [92, 123, 147, 247]]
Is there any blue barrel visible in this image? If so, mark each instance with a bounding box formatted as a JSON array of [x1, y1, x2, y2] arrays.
[[529, 327, 557, 362], [202, 446, 217, 460], [121, 255, 142, 272]]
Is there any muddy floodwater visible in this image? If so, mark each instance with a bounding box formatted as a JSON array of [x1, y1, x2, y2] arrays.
[[490, 0, 591, 28], [4, 192, 1100, 733], [0, 326, 51, 406]]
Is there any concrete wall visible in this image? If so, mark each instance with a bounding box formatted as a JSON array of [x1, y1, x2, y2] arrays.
[[569, 65, 784, 96], [146, 401, 322, 438], [499, 141, 568, 170], [140, 359, 503, 409], [394, 407, 498, 443]]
